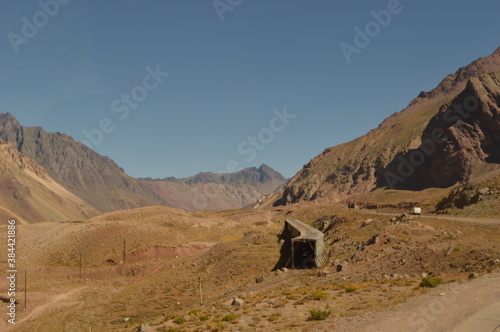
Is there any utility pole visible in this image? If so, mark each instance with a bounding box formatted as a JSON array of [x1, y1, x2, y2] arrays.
[[198, 273, 203, 304]]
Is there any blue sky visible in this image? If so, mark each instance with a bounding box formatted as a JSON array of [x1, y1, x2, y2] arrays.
[[1, 0, 499, 179]]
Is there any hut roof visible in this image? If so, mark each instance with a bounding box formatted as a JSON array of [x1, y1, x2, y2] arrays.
[[285, 219, 324, 242]]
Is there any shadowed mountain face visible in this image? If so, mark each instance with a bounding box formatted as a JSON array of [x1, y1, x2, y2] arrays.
[[0, 113, 286, 216], [268, 47, 500, 207], [380, 73, 500, 190]]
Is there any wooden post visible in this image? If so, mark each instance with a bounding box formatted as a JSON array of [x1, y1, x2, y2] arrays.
[[123, 238, 127, 264], [79, 253, 83, 283], [198, 273, 203, 304], [24, 270, 27, 309]]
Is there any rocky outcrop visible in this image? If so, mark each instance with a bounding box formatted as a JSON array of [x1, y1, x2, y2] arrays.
[[435, 183, 495, 210]]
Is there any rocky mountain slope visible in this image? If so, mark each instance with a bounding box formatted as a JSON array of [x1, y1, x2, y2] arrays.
[[265, 47, 500, 207], [0, 113, 286, 216], [0, 139, 97, 223], [0, 113, 166, 213], [140, 164, 286, 210]]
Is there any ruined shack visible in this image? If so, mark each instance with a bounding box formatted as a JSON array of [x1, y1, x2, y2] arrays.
[[274, 219, 327, 270]]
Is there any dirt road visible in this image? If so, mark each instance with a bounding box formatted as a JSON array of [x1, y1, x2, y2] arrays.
[[316, 272, 500, 332], [369, 211, 500, 225], [1, 287, 86, 331]]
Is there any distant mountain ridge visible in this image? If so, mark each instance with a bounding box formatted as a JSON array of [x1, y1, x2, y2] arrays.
[[141, 164, 286, 185], [139, 164, 286, 211], [0, 113, 286, 219], [259, 46, 500, 207]]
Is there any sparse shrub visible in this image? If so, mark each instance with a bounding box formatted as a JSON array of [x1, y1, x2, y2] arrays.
[[419, 277, 444, 288], [211, 322, 226, 331], [308, 308, 331, 321], [172, 316, 186, 325], [188, 309, 201, 316], [155, 327, 177, 332], [345, 286, 357, 293], [221, 313, 238, 322], [286, 294, 298, 300], [274, 300, 286, 308], [199, 314, 210, 321], [332, 282, 345, 290], [158, 328, 178, 332], [312, 291, 329, 300], [268, 314, 280, 322]]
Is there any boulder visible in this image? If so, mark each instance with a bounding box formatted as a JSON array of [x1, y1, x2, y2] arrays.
[[255, 275, 265, 283], [231, 297, 244, 306], [387, 236, 397, 243], [361, 219, 373, 227], [137, 324, 149, 332], [336, 262, 348, 272]]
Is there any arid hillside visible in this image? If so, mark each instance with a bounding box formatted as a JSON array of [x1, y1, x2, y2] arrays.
[[0, 139, 97, 223], [1, 202, 499, 331], [265, 47, 500, 207]]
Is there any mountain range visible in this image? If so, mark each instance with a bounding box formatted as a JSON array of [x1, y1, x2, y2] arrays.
[[0, 113, 286, 222], [1, 47, 499, 220]]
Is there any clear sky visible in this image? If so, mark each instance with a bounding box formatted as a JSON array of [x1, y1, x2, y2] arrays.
[[1, 0, 499, 179]]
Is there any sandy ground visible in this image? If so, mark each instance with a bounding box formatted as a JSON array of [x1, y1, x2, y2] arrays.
[[314, 271, 500, 332]]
